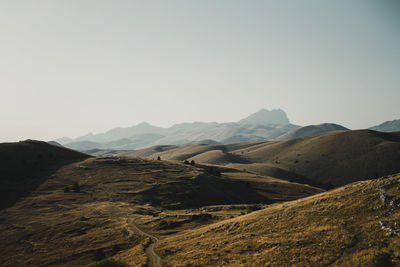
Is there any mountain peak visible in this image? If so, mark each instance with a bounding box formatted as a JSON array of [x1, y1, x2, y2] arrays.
[[239, 108, 290, 125]]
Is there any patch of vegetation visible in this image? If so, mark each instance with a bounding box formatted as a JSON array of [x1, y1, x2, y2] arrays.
[[93, 248, 106, 261], [207, 167, 221, 177], [372, 252, 394, 267], [155, 219, 181, 230], [89, 258, 128, 267], [133, 209, 158, 217], [112, 244, 122, 255], [247, 204, 262, 212], [191, 213, 212, 221], [190, 160, 195, 166], [73, 182, 80, 192]]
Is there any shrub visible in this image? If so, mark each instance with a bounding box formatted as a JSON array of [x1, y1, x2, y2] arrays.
[[183, 160, 190, 164], [190, 160, 195, 166], [133, 209, 158, 216], [372, 252, 394, 267], [155, 220, 180, 230], [89, 258, 128, 267], [93, 248, 106, 261], [208, 167, 221, 177], [157, 156, 161, 160], [248, 204, 262, 212], [191, 213, 212, 221], [73, 182, 80, 192], [112, 245, 122, 255]]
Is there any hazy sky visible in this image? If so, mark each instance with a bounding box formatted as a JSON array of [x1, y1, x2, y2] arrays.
[[1, 1, 399, 142]]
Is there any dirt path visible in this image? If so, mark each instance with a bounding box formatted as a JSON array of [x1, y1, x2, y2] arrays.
[[127, 217, 161, 267]]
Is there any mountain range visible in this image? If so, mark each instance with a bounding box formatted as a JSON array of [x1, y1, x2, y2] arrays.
[[55, 109, 399, 151]]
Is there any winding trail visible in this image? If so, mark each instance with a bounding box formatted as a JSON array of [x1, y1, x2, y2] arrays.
[[127, 217, 161, 267]]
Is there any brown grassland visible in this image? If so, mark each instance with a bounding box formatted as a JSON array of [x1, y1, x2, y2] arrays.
[[1, 134, 400, 266], [0, 141, 321, 266]]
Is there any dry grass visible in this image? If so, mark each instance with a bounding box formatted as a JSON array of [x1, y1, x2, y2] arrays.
[[124, 130, 400, 188], [0, 142, 319, 266], [2, 140, 399, 266], [154, 174, 400, 266]]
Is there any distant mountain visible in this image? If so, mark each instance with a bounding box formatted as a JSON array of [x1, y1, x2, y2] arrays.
[[239, 108, 289, 125], [71, 122, 165, 143], [369, 119, 400, 132], [277, 123, 349, 140], [55, 109, 300, 151], [55, 109, 357, 151]]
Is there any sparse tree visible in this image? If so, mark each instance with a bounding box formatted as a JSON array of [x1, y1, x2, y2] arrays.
[[190, 160, 195, 166], [157, 156, 161, 160]]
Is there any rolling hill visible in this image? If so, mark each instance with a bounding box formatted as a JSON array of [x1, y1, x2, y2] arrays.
[[277, 123, 349, 140], [0, 140, 322, 267], [0, 140, 91, 210], [123, 130, 400, 188], [153, 173, 400, 266]]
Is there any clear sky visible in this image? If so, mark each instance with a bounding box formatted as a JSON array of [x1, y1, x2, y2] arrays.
[[1, 1, 399, 142]]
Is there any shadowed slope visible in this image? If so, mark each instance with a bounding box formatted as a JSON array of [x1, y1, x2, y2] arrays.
[[0, 140, 91, 209]]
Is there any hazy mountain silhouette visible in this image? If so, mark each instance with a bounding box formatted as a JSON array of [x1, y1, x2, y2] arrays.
[[239, 108, 289, 125], [54, 109, 363, 151], [369, 119, 400, 132], [56, 109, 301, 150]]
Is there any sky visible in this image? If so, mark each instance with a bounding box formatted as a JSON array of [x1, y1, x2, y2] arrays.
[[1, 1, 399, 142]]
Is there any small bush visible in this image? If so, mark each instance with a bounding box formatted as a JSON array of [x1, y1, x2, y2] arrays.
[[190, 160, 195, 166], [93, 248, 106, 261], [112, 245, 122, 255], [89, 258, 128, 267], [372, 252, 394, 267], [208, 167, 221, 177], [157, 156, 161, 160], [183, 160, 190, 164], [155, 220, 180, 230], [248, 204, 262, 212], [133, 209, 158, 217], [73, 182, 80, 192], [191, 213, 212, 221]]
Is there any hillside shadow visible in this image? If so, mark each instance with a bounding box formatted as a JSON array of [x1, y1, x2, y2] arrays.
[[0, 140, 90, 210]]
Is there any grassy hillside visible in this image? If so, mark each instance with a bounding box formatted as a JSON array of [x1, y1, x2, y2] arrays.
[[154, 173, 400, 266], [125, 130, 400, 188], [0, 140, 90, 209], [0, 145, 321, 267], [234, 130, 400, 186], [277, 123, 348, 140]]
